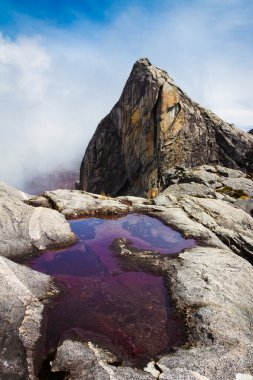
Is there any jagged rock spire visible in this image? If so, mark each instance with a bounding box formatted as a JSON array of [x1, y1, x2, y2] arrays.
[[80, 58, 253, 197]]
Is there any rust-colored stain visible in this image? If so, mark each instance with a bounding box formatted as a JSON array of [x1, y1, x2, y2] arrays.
[[161, 110, 185, 154], [147, 187, 159, 199], [160, 85, 180, 134], [170, 109, 185, 135], [131, 108, 139, 126], [160, 84, 179, 112], [145, 129, 154, 158]]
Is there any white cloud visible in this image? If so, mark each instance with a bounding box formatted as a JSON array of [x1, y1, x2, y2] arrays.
[[0, 35, 50, 99], [0, 33, 122, 187], [0, 0, 252, 188]]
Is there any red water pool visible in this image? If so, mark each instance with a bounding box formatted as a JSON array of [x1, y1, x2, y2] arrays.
[[27, 214, 196, 365]]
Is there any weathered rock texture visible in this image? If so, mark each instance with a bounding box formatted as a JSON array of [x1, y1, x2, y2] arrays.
[[1, 165, 253, 379], [0, 181, 30, 201], [45, 166, 253, 262], [80, 58, 253, 197], [111, 242, 253, 380], [40, 165, 253, 379], [0, 183, 77, 378], [44, 189, 131, 217], [52, 340, 154, 380], [50, 245, 253, 380], [158, 247, 253, 380], [0, 256, 56, 379], [0, 183, 77, 259]]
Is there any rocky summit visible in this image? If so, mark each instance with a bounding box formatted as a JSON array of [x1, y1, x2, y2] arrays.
[[80, 58, 253, 197], [1, 164, 253, 379], [1, 58, 253, 380]]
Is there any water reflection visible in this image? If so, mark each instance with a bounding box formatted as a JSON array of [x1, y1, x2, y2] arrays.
[[28, 214, 196, 364]]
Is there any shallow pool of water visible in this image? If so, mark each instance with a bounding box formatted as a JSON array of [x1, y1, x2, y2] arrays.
[[28, 214, 196, 365]]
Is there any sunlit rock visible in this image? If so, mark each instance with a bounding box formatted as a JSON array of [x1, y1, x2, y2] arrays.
[[0, 183, 77, 259], [80, 58, 253, 197]]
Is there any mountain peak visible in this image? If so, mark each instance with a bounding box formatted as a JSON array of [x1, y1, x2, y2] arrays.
[[80, 60, 253, 197], [130, 57, 175, 85], [133, 57, 152, 67]]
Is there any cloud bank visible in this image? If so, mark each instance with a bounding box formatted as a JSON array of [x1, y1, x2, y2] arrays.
[[0, 0, 253, 188]]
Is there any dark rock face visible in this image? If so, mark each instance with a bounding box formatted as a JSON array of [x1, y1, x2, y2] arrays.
[[249, 128, 253, 135], [80, 58, 253, 197]]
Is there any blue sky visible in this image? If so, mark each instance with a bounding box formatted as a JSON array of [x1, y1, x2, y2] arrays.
[[0, 0, 180, 28], [0, 0, 253, 186]]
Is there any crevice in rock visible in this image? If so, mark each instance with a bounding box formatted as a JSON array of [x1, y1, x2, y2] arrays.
[[152, 86, 162, 151], [106, 359, 123, 367], [24, 196, 52, 209], [38, 351, 69, 380], [42, 193, 60, 212], [144, 359, 164, 379], [152, 84, 163, 190], [214, 231, 253, 265], [154, 362, 163, 378]]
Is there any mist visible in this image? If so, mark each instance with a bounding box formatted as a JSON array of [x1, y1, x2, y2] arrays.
[[0, 0, 253, 188]]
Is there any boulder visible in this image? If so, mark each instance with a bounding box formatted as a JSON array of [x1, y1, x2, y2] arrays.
[[0, 256, 56, 379], [44, 189, 131, 218], [159, 165, 253, 210], [176, 196, 253, 260], [51, 340, 154, 380], [0, 183, 77, 259], [80, 58, 253, 197], [0, 181, 30, 201], [163, 182, 216, 198], [163, 165, 248, 189], [157, 247, 253, 380]]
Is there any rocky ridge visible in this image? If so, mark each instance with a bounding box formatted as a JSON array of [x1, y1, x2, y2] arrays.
[[2, 58, 253, 380], [0, 182, 77, 260], [80, 58, 253, 197], [0, 183, 76, 379], [10, 164, 251, 380], [0, 256, 57, 379]]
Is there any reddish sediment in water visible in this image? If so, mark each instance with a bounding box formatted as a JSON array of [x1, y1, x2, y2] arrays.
[[27, 214, 196, 365]]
